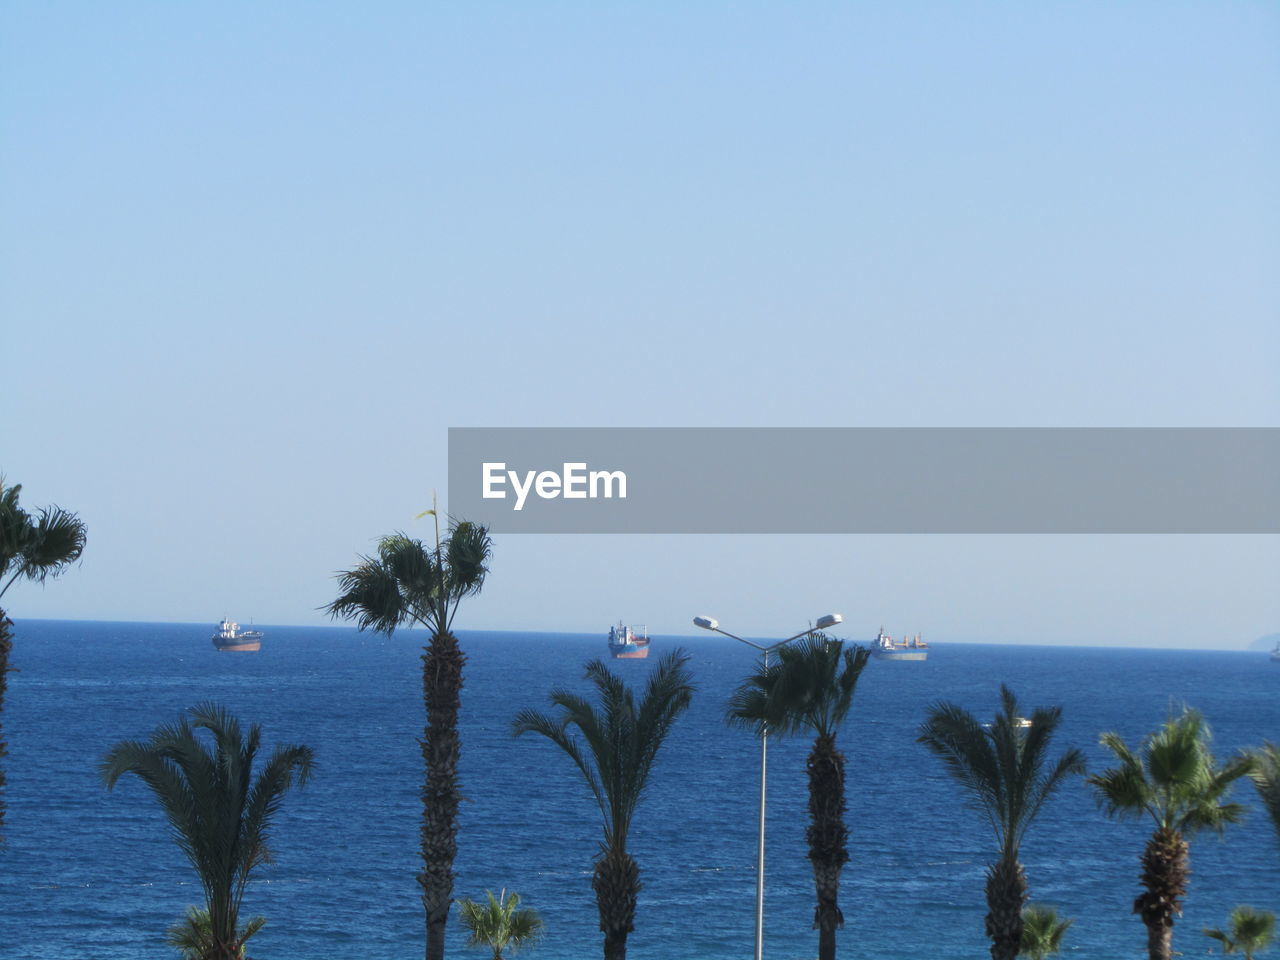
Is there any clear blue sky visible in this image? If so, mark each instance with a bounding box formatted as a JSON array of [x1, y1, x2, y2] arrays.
[[3, 2, 1276, 648]]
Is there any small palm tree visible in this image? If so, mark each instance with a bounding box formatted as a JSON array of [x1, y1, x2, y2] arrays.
[[1248, 743, 1280, 848], [1019, 903, 1073, 960], [166, 907, 265, 960], [513, 651, 695, 960], [1087, 708, 1255, 960], [456, 889, 544, 959], [918, 686, 1086, 960], [726, 633, 869, 960], [0, 476, 87, 837], [102, 703, 314, 960], [327, 510, 492, 960], [1204, 905, 1276, 959]]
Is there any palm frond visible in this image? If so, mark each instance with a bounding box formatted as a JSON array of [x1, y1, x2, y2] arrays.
[[444, 520, 492, 598], [1020, 903, 1073, 959], [1090, 708, 1253, 836], [725, 635, 867, 741], [919, 700, 1004, 840], [512, 708, 606, 820], [1248, 742, 1280, 843], [19, 506, 87, 580], [325, 554, 410, 634], [0, 480, 87, 598], [514, 650, 693, 856], [327, 522, 493, 637], [725, 659, 785, 736], [1203, 905, 1277, 957], [456, 888, 543, 958], [920, 688, 1082, 856]]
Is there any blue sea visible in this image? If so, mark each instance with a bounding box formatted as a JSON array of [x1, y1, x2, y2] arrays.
[[1, 620, 1277, 960]]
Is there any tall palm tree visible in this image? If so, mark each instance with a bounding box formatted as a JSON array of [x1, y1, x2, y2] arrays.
[[513, 651, 694, 960], [1204, 905, 1276, 960], [455, 889, 544, 959], [726, 634, 869, 960], [102, 703, 314, 960], [1019, 904, 1073, 960], [1248, 742, 1280, 847], [0, 476, 87, 837], [326, 513, 492, 960], [1087, 708, 1255, 960], [918, 686, 1086, 960]]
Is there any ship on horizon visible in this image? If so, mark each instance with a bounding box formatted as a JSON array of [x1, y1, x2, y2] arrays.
[[608, 622, 650, 659], [212, 618, 262, 653], [870, 627, 928, 661]]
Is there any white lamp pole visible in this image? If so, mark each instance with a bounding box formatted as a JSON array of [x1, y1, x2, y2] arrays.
[[693, 613, 843, 960]]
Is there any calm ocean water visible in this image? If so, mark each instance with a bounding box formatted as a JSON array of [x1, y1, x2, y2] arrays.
[[0, 620, 1276, 960]]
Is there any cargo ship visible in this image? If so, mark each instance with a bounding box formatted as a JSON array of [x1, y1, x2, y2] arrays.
[[212, 618, 263, 653], [608, 622, 650, 659], [870, 627, 927, 661]]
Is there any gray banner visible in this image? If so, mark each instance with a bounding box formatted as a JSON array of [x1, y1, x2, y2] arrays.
[[447, 428, 1280, 533]]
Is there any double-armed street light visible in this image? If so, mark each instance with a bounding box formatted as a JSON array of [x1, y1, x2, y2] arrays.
[[693, 612, 844, 960]]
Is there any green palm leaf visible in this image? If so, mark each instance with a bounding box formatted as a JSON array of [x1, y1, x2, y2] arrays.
[[1020, 903, 1073, 960], [1204, 905, 1276, 959], [1248, 742, 1280, 846], [456, 889, 544, 959]]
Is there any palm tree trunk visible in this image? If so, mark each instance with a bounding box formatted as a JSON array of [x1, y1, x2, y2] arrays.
[[984, 853, 1027, 960], [421, 631, 465, 960], [592, 848, 639, 960], [1135, 827, 1188, 960], [0, 609, 11, 838], [806, 733, 848, 960], [208, 897, 240, 960]]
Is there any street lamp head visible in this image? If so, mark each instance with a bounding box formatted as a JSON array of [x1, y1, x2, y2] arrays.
[[815, 613, 843, 630], [693, 616, 719, 631]]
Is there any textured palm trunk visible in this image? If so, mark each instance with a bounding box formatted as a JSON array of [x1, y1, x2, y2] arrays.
[[806, 733, 848, 960], [421, 630, 465, 960], [1134, 827, 1188, 960], [984, 853, 1027, 960], [0, 610, 11, 838], [592, 847, 639, 960], [209, 898, 241, 960]]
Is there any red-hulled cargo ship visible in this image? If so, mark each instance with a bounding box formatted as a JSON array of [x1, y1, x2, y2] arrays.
[[608, 622, 650, 659]]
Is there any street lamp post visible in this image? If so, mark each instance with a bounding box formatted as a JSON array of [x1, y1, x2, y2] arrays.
[[693, 612, 843, 960]]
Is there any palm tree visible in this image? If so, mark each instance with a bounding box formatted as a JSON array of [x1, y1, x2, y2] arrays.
[[166, 907, 265, 960], [1019, 904, 1073, 960], [326, 512, 492, 960], [0, 476, 87, 837], [1087, 708, 1255, 960], [1204, 905, 1276, 959], [455, 889, 544, 959], [513, 651, 695, 960], [102, 703, 314, 960], [1248, 742, 1280, 847], [918, 686, 1086, 960], [726, 634, 869, 960]]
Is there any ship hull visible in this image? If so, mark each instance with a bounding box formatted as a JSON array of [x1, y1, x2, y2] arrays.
[[213, 639, 261, 653], [610, 645, 650, 660], [872, 649, 927, 661]]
